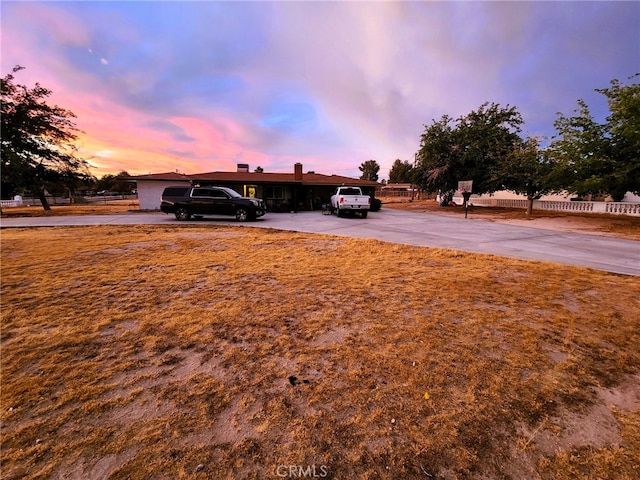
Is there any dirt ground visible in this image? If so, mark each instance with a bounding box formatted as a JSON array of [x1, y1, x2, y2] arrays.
[[382, 199, 640, 241]]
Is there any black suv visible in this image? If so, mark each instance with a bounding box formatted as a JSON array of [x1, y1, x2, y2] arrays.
[[160, 186, 266, 221]]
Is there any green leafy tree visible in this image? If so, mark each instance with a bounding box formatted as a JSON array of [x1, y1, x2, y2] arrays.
[[388, 159, 414, 183], [601, 77, 640, 164], [549, 76, 640, 201], [113, 171, 134, 193], [500, 137, 558, 216], [1, 66, 89, 210], [359, 159, 380, 182], [95, 174, 117, 193], [415, 103, 524, 196], [412, 115, 458, 195], [95, 171, 133, 194]]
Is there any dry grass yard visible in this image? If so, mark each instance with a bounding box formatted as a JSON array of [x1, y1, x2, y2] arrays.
[[0, 200, 138, 218], [1, 225, 639, 479]]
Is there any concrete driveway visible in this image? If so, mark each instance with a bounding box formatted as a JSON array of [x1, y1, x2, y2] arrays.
[[1, 209, 638, 276]]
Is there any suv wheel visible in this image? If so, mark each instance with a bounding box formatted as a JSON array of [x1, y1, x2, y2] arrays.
[[235, 208, 248, 222], [175, 208, 191, 221]]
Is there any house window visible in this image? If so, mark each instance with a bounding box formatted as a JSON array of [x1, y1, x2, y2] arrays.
[[265, 186, 284, 200]]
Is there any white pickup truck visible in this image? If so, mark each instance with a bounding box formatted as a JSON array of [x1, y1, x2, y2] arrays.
[[330, 186, 370, 218]]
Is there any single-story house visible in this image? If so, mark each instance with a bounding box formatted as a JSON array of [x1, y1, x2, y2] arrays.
[[128, 163, 379, 211]]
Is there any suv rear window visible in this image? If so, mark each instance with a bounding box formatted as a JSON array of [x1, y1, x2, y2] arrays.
[[163, 187, 189, 196]]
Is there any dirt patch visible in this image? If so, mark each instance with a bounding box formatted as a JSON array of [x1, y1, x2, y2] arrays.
[[532, 404, 623, 455], [0, 201, 139, 217], [597, 374, 640, 411]]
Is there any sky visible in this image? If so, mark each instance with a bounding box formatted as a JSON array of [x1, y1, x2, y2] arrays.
[[2, 1, 639, 180]]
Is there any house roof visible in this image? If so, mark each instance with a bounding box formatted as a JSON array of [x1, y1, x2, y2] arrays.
[[126, 172, 192, 181], [127, 170, 379, 187]]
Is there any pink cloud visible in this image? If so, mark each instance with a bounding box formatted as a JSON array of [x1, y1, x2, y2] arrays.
[[11, 2, 91, 47], [66, 92, 276, 176], [1, 3, 92, 90]]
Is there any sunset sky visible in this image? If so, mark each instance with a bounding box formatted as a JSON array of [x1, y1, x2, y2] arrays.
[[2, 1, 638, 180]]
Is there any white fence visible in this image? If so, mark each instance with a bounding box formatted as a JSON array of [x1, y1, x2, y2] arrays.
[[1, 196, 72, 207], [458, 197, 640, 216], [1, 194, 137, 208]]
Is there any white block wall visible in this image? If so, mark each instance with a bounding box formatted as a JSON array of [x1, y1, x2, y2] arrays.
[[137, 180, 191, 210]]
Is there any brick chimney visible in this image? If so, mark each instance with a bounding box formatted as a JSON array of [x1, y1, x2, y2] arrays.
[[237, 163, 249, 172], [294, 163, 303, 181]]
